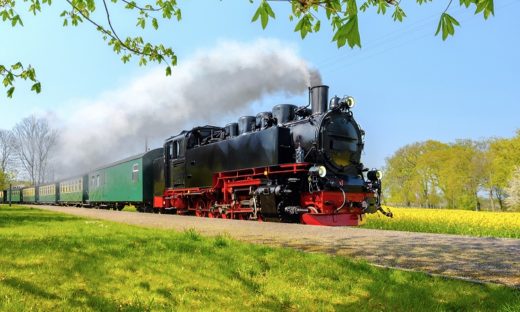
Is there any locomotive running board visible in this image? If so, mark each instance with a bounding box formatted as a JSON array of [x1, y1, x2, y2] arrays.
[[301, 213, 361, 226]]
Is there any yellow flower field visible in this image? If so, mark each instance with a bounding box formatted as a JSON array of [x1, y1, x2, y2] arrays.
[[362, 207, 520, 239]]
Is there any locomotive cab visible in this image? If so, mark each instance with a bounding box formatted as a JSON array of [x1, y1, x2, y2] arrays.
[[164, 132, 187, 188]]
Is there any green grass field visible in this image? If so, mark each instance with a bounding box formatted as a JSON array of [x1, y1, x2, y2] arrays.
[[363, 207, 520, 239], [0, 205, 519, 311]]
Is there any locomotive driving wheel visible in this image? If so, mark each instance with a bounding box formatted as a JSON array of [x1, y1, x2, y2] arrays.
[[194, 199, 208, 217], [207, 201, 218, 218]]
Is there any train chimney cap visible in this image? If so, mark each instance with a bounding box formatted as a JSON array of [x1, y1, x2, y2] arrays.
[[310, 84, 329, 89]]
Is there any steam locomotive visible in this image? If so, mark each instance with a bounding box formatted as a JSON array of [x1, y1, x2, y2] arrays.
[[1, 84, 391, 226], [155, 85, 391, 226]]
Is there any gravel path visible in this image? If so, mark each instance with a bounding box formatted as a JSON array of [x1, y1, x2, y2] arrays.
[[26, 205, 520, 288]]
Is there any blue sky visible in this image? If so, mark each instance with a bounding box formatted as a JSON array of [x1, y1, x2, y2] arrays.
[[1, 0, 519, 169]]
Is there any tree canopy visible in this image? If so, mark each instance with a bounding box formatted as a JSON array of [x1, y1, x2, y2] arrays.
[[1, 0, 495, 98], [383, 131, 520, 211]]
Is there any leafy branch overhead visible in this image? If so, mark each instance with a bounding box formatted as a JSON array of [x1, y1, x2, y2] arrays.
[[1, 0, 181, 98], [1, 0, 495, 99], [0, 63, 40, 99], [252, 0, 494, 48]]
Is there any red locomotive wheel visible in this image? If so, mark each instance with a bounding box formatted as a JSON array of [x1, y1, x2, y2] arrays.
[[194, 199, 207, 217]]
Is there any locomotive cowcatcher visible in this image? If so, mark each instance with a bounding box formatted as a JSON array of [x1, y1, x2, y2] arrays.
[[153, 85, 392, 226]]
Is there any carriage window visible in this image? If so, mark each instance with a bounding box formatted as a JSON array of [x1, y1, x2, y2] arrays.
[[132, 164, 139, 183]]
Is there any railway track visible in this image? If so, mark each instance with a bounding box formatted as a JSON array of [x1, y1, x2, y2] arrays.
[[26, 205, 520, 288]]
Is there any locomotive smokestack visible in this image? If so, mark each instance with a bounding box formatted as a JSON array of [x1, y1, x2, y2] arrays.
[[310, 85, 329, 115]]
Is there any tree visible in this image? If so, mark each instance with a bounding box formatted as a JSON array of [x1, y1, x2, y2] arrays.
[[12, 116, 57, 185], [1, 0, 495, 98], [432, 140, 486, 210], [0, 129, 16, 189], [0, 129, 15, 173], [384, 139, 492, 210], [0, 170, 7, 190], [489, 132, 520, 210], [505, 167, 520, 212], [383, 140, 447, 207]]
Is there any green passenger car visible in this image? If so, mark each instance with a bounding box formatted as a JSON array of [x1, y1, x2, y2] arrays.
[[88, 148, 163, 209], [38, 184, 58, 204], [59, 176, 88, 205], [22, 187, 37, 203], [8, 189, 21, 203]]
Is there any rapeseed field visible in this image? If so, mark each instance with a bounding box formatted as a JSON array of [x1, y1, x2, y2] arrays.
[[363, 207, 520, 238]]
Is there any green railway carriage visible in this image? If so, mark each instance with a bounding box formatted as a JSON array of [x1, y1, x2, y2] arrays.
[[22, 187, 37, 203], [38, 183, 58, 204], [8, 188, 21, 203], [59, 176, 88, 205], [88, 148, 163, 210]]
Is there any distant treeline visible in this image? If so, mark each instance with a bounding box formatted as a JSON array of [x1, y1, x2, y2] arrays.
[[383, 131, 520, 211]]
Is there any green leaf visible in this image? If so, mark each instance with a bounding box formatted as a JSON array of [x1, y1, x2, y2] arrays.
[[333, 15, 361, 48], [447, 14, 460, 26], [31, 82, 41, 93], [360, 1, 370, 12], [264, 1, 275, 18], [251, 3, 262, 22], [11, 62, 22, 70], [459, 0, 472, 8], [251, 1, 275, 29], [7, 86, 15, 98], [392, 6, 406, 22], [377, 0, 388, 15], [137, 17, 146, 29], [435, 13, 460, 41], [165, 66, 172, 76], [475, 0, 494, 19], [152, 17, 158, 30], [260, 8, 268, 29], [313, 20, 321, 32], [435, 15, 443, 36]]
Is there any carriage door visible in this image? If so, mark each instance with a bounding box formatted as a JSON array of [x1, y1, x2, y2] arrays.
[[169, 139, 186, 188]]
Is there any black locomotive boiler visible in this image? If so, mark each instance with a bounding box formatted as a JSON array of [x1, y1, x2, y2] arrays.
[[155, 85, 392, 226]]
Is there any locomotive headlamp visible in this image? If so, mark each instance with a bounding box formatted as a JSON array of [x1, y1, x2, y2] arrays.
[[309, 165, 327, 178], [318, 166, 327, 178], [342, 96, 355, 109], [367, 170, 383, 181]]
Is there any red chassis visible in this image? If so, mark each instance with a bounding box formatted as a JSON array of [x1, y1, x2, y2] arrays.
[[154, 163, 372, 226]]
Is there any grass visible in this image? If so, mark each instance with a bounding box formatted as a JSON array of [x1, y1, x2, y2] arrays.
[[121, 205, 138, 212], [363, 207, 520, 239], [0, 205, 519, 311]]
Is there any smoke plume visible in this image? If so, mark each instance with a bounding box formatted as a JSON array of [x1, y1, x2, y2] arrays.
[[54, 39, 321, 176]]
